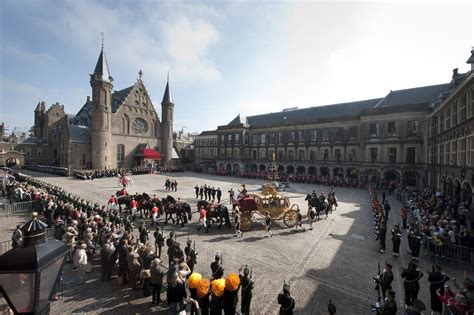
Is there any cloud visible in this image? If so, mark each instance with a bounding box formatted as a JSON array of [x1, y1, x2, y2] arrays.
[[0, 45, 56, 64]]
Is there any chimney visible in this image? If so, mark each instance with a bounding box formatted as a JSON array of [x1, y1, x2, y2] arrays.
[[452, 68, 459, 78]]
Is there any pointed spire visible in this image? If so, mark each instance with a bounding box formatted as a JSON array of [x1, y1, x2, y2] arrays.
[[161, 72, 173, 104], [467, 46, 474, 70], [92, 34, 112, 83], [35, 101, 41, 112]]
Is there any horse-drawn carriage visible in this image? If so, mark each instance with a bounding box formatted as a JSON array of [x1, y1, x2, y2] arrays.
[[234, 184, 299, 231]]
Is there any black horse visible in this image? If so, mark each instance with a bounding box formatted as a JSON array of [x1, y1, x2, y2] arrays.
[[305, 194, 329, 220], [196, 200, 231, 229], [162, 196, 191, 227]]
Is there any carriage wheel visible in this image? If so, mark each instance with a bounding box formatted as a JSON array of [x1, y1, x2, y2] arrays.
[[283, 205, 299, 227], [240, 213, 253, 231]]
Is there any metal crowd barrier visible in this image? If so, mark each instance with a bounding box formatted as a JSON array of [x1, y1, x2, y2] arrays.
[[0, 201, 37, 216], [426, 238, 474, 265]]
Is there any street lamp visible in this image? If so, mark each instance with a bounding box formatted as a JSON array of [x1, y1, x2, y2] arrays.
[[0, 213, 67, 314]]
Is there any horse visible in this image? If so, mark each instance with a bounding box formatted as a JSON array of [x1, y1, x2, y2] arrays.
[[162, 196, 191, 227], [196, 200, 231, 229], [328, 194, 338, 213], [305, 194, 328, 220]]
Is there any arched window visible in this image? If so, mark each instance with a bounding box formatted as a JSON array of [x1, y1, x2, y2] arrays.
[[124, 115, 130, 134]]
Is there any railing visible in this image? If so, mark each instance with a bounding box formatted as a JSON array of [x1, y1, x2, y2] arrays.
[[0, 228, 55, 255], [0, 201, 38, 216], [425, 237, 474, 265]]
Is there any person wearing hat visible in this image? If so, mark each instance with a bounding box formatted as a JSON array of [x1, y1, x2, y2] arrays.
[[73, 243, 88, 285], [294, 209, 305, 232], [150, 257, 164, 304], [234, 209, 243, 237], [379, 219, 387, 254], [380, 262, 394, 298], [264, 211, 273, 238], [277, 281, 295, 314], [378, 290, 397, 315], [401, 261, 423, 308], [154, 227, 165, 259], [239, 265, 253, 315], [210, 254, 224, 280], [427, 265, 450, 314], [138, 222, 149, 244], [327, 299, 336, 315], [391, 224, 402, 257], [185, 239, 197, 275]]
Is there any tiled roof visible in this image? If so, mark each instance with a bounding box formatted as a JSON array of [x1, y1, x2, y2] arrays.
[[375, 83, 450, 108], [112, 86, 134, 112], [198, 130, 217, 136], [68, 125, 91, 144], [227, 114, 248, 126]]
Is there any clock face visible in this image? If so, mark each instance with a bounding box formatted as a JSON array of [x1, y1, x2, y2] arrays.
[[132, 118, 148, 134]]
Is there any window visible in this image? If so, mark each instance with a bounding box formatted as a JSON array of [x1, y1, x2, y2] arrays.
[[310, 130, 317, 141], [387, 122, 397, 137], [348, 149, 356, 161], [26, 148, 31, 156], [309, 150, 316, 161], [298, 150, 305, 160], [322, 129, 329, 142], [334, 149, 341, 161], [252, 150, 257, 159], [288, 150, 294, 160], [388, 147, 397, 164], [228, 134, 232, 141], [37, 148, 42, 157], [406, 147, 417, 164], [269, 133, 275, 144], [288, 132, 295, 143], [369, 123, 379, 138], [260, 134, 266, 144], [335, 128, 343, 141], [323, 149, 329, 160], [370, 148, 378, 162], [407, 121, 419, 137], [278, 132, 284, 143], [251, 135, 258, 145], [451, 102, 457, 126], [298, 131, 304, 142], [220, 135, 224, 143], [117, 144, 125, 162], [259, 148, 266, 159], [278, 151, 285, 160], [235, 134, 240, 143]]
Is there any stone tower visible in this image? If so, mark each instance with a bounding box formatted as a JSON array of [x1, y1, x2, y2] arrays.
[[34, 101, 45, 139], [90, 46, 113, 169], [161, 75, 174, 165]]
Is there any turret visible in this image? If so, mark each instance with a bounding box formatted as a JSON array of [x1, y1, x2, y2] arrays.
[[161, 73, 174, 165], [90, 44, 113, 169], [34, 101, 45, 139]]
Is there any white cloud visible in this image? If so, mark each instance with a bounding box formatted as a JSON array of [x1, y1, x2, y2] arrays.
[[0, 45, 56, 64]]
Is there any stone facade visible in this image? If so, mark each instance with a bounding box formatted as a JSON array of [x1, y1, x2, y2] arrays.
[[195, 49, 474, 203], [16, 48, 174, 171]]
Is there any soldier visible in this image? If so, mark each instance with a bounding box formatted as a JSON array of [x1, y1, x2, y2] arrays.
[[211, 187, 216, 201], [277, 281, 295, 314], [228, 188, 235, 205], [377, 290, 397, 315], [138, 222, 148, 244], [327, 299, 336, 315], [210, 254, 224, 280], [199, 186, 204, 199], [384, 201, 391, 221], [307, 205, 315, 230], [264, 211, 273, 237], [379, 262, 394, 298], [216, 188, 222, 203], [391, 224, 401, 257], [185, 239, 197, 274], [166, 231, 176, 265], [401, 261, 423, 308], [379, 219, 387, 254], [194, 185, 199, 199], [234, 209, 243, 237], [204, 185, 209, 201], [154, 227, 164, 258], [427, 265, 450, 314], [293, 209, 305, 232], [239, 265, 253, 315]]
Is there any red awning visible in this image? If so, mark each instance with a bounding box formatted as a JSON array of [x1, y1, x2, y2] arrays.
[[143, 148, 161, 160]]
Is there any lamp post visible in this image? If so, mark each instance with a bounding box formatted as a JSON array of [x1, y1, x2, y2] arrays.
[[0, 213, 67, 314]]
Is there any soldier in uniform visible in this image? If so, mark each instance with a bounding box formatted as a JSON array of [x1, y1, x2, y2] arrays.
[[194, 185, 199, 199], [410, 230, 422, 261], [199, 186, 204, 199], [427, 265, 450, 314], [307, 204, 315, 230], [204, 185, 209, 200], [239, 266, 253, 315], [138, 222, 148, 244], [216, 188, 222, 203], [401, 261, 423, 308], [378, 290, 397, 315], [166, 231, 176, 265], [277, 282, 295, 314], [264, 211, 273, 237], [154, 227, 165, 258], [379, 262, 394, 298], [210, 254, 224, 280], [391, 224, 401, 257], [234, 209, 243, 237], [211, 187, 216, 201], [185, 239, 197, 275], [379, 219, 387, 254]]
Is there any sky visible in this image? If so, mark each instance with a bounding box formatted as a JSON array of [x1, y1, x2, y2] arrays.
[[0, 0, 473, 134]]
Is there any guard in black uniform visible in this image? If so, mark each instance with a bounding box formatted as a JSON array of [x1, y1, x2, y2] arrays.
[[379, 262, 394, 298], [185, 239, 197, 275], [166, 231, 176, 264], [138, 223, 148, 244], [195, 185, 199, 199], [216, 188, 222, 203], [154, 228, 164, 258], [401, 261, 423, 308], [210, 254, 224, 279], [379, 219, 387, 254], [391, 224, 401, 257], [277, 282, 295, 315], [377, 290, 397, 315], [239, 266, 253, 315], [199, 186, 204, 199], [427, 265, 450, 314]]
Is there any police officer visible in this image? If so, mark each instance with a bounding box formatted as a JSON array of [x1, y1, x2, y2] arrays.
[[154, 228, 164, 258], [401, 261, 423, 308], [210, 254, 224, 280], [391, 224, 401, 257], [277, 282, 295, 314], [239, 265, 253, 315], [427, 265, 450, 314], [185, 239, 197, 274]]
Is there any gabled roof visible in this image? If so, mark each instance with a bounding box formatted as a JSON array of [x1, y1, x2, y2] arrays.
[[93, 49, 112, 83], [112, 86, 133, 112], [227, 114, 248, 126], [68, 125, 91, 144], [375, 83, 450, 108], [243, 98, 382, 128]]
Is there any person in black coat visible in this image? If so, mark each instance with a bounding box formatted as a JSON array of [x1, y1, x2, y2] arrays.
[[401, 261, 423, 308], [427, 265, 450, 314], [216, 188, 222, 203], [277, 282, 295, 315]]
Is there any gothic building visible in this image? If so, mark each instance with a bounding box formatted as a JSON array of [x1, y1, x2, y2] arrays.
[[195, 48, 474, 205], [17, 47, 175, 170]]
